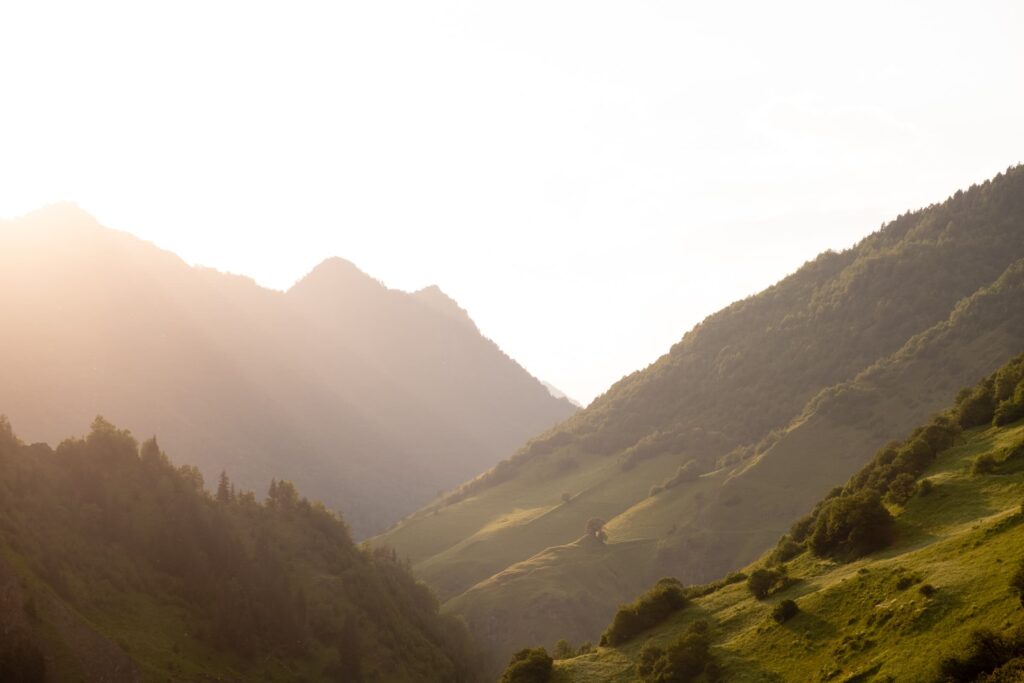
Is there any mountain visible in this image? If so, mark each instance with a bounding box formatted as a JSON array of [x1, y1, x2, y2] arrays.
[[0, 417, 481, 682], [0, 205, 576, 536], [373, 166, 1024, 673], [549, 354, 1024, 682]]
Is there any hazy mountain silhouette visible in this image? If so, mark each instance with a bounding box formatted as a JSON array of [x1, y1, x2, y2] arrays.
[[0, 204, 576, 536]]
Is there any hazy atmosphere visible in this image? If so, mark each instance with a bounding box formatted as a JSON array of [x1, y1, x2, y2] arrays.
[[3, 1, 1021, 403], [3, 2, 1024, 682]]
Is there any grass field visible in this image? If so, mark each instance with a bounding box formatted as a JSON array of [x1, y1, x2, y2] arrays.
[[554, 420, 1024, 682]]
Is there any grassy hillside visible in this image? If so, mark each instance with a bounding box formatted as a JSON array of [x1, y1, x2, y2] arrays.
[[0, 417, 480, 682], [374, 166, 1024, 673], [0, 206, 575, 536], [551, 356, 1024, 682]]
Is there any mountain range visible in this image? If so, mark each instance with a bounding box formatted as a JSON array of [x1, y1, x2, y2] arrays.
[[0, 205, 576, 537]]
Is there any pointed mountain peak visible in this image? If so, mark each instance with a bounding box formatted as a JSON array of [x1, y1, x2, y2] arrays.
[[287, 256, 387, 302]]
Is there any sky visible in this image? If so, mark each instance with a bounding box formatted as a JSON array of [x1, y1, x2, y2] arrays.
[[1, 1, 1022, 405]]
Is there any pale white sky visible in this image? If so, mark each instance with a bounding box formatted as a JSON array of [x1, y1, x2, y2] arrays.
[[1, 1, 1022, 405]]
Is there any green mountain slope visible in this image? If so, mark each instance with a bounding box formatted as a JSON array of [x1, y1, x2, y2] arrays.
[[552, 356, 1024, 682], [0, 206, 576, 536], [0, 417, 480, 682], [373, 166, 1024, 673]]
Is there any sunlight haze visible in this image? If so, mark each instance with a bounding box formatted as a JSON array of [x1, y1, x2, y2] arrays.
[[1, 0, 1021, 404]]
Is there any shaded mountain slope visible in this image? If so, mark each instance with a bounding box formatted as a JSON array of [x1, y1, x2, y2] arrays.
[[553, 355, 1024, 682], [373, 166, 1024, 672], [0, 418, 480, 682], [0, 206, 576, 536]]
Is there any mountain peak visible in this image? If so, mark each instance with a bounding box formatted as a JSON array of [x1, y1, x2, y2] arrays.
[[287, 256, 386, 301]]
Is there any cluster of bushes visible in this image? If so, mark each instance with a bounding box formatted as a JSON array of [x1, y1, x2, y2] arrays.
[[601, 578, 689, 646], [636, 620, 720, 682], [499, 647, 553, 683], [938, 626, 1024, 682], [960, 357, 1024, 430]]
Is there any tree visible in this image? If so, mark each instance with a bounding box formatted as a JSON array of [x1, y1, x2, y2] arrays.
[[500, 647, 553, 683], [886, 472, 917, 505], [586, 518, 607, 543], [553, 639, 574, 659], [216, 471, 232, 503], [809, 490, 894, 560]]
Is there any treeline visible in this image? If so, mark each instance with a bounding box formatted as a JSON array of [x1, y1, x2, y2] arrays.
[[0, 417, 479, 682]]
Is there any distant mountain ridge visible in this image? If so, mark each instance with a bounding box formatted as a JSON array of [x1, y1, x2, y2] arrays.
[[373, 165, 1024, 674], [0, 204, 577, 536]]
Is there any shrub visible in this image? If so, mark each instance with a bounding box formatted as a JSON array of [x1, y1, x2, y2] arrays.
[[918, 478, 934, 496], [747, 567, 786, 600], [772, 599, 799, 623], [769, 536, 805, 564], [919, 584, 937, 598], [808, 490, 894, 560], [500, 647, 553, 683], [895, 574, 919, 590], [601, 578, 689, 646], [1011, 559, 1024, 607], [636, 620, 719, 683], [973, 453, 999, 475], [938, 627, 1024, 682]]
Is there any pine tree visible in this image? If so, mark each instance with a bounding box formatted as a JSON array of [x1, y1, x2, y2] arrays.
[[216, 471, 231, 503]]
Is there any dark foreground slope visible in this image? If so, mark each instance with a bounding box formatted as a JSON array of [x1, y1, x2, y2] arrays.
[[0, 417, 480, 682], [552, 355, 1024, 682], [375, 166, 1024, 673], [0, 207, 575, 536]]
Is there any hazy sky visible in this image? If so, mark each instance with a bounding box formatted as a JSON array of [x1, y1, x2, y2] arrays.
[[1, 1, 1022, 404]]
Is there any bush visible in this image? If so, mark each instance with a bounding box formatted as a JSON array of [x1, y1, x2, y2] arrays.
[[747, 567, 786, 600], [895, 574, 919, 590], [973, 453, 1000, 475], [919, 583, 937, 598], [601, 578, 689, 646], [994, 400, 1024, 427], [918, 478, 935, 496], [1011, 559, 1024, 607], [938, 627, 1024, 682], [772, 599, 799, 623], [500, 647, 553, 683], [636, 620, 719, 683], [808, 490, 894, 560], [769, 537, 805, 564]]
